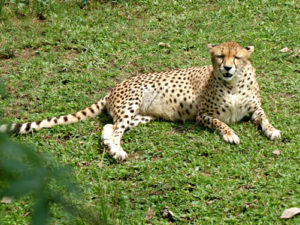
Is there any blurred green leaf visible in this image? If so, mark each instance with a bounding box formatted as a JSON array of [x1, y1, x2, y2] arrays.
[[5, 175, 43, 198], [32, 191, 49, 225]]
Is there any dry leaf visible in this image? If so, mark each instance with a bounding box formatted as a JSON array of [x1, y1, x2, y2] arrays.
[[89, 178, 95, 184], [288, 47, 300, 58], [245, 203, 252, 208], [77, 161, 91, 167], [145, 207, 155, 221], [281, 207, 300, 219], [207, 200, 214, 204], [1, 197, 13, 204], [279, 47, 289, 53], [162, 207, 174, 218], [272, 149, 280, 155], [158, 42, 171, 48]]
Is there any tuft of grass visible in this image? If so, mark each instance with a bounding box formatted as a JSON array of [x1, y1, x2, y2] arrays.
[[0, 0, 299, 224]]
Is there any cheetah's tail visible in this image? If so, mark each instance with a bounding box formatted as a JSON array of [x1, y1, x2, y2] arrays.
[[0, 96, 108, 134]]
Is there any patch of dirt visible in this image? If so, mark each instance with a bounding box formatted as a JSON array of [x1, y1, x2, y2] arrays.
[[0, 44, 41, 64], [19, 48, 40, 59], [258, 72, 264, 77], [150, 190, 163, 196], [166, 126, 190, 135], [127, 152, 141, 160], [121, 56, 142, 72], [200, 172, 212, 177], [12, 18, 21, 27], [0, 50, 15, 60], [41, 134, 53, 141], [0, 63, 12, 75], [63, 49, 79, 60], [4, 85, 17, 95], [277, 92, 296, 99], [0, 39, 15, 60], [36, 13, 46, 21], [240, 184, 254, 190], [3, 107, 22, 119], [150, 155, 162, 161]]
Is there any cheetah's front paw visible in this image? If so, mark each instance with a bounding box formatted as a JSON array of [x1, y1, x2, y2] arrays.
[[101, 124, 128, 161], [264, 128, 281, 140], [110, 145, 128, 161], [222, 132, 240, 144]]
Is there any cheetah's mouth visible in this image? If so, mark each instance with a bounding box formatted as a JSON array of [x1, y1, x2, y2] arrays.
[[223, 73, 233, 78]]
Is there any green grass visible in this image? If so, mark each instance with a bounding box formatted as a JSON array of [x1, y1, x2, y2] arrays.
[[0, 0, 299, 224]]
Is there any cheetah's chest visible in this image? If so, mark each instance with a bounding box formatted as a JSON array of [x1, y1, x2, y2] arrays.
[[218, 93, 248, 124]]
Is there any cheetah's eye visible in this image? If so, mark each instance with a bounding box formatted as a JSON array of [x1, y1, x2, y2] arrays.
[[216, 55, 224, 59], [234, 56, 241, 60]]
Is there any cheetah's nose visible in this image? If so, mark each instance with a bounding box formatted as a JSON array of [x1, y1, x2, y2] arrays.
[[224, 66, 232, 71]]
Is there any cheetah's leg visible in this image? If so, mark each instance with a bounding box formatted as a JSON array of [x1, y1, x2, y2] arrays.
[[251, 108, 281, 140], [101, 115, 155, 161], [196, 114, 240, 144]]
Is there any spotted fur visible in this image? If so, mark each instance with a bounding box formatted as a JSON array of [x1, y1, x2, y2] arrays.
[[0, 42, 281, 161]]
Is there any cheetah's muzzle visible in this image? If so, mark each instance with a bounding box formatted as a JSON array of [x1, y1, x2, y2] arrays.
[[224, 73, 233, 78]]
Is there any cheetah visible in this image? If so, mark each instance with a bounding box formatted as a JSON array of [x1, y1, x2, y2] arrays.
[[0, 42, 281, 161]]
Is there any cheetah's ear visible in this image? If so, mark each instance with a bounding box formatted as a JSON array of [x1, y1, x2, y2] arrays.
[[245, 46, 254, 54], [207, 44, 216, 52]]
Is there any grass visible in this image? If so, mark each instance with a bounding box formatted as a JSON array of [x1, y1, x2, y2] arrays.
[[0, 0, 299, 224]]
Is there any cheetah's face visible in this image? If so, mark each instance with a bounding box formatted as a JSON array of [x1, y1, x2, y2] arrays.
[[208, 42, 254, 82]]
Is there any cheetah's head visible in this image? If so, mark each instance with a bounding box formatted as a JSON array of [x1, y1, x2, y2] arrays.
[[208, 42, 254, 82]]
